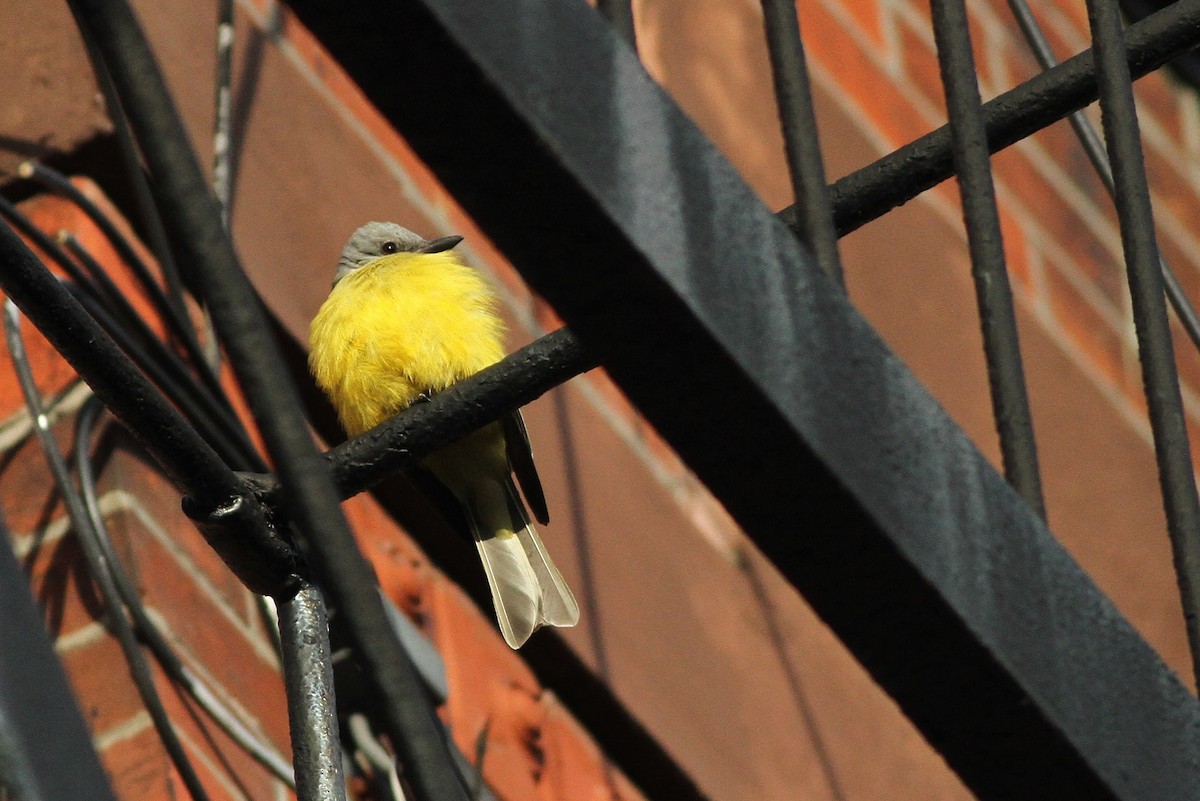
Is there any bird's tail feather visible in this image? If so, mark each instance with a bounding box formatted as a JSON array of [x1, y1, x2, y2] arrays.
[[468, 479, 579, 648]]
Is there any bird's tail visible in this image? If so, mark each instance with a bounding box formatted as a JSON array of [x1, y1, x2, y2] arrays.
[[466, 478, 579, 649]]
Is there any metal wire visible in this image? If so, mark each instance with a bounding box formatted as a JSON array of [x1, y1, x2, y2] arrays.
[[74, 399, 296, 788], [1003, 0, 1200, 354], [759, 0, 844, 286], [17, 161, 223, 401], [928, 0, 1046, 517], [213, 0, 235, 229], [0, 219, 298, 597], [1082, 0, 1200, 683], [4, 300, 213, 801]]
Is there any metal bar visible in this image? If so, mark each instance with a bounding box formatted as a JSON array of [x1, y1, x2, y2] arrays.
[[0, 221, 298, 597], [278, 584, 348, 801], [1082, 0, 1200, 683], [63, 4, 470, 801], [282, 1, 1200, 798], [788, 0, 1200, 237], [760, 0, 844, 285], [928, 0, 1045, 516], [1003, 0, 1200, 353]]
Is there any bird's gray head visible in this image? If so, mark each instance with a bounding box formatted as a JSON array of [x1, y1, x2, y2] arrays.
[[332, 221, 464, 286]]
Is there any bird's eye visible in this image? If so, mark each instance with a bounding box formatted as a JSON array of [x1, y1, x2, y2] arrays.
[[381, 241, 399, 254]]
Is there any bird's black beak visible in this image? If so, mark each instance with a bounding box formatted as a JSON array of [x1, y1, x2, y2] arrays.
[[418, 235, 464, 254]]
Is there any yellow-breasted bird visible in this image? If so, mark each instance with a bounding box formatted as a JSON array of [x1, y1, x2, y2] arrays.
[[308, 221, 579, 648]]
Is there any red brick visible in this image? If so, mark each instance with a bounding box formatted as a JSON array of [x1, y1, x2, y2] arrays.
[[61, 635, 147, 739], [992, 141, 1126, 306], [1144, 138, 1200, 240], [1041, 256, 1130, 397], [343, 492, 437, 621], [537, 692, 627, 801], [22, 530, 111, 641], [996, 204, 1034, 295], [801, 0, 934, 149], [102, 725, 175, 801], [428, 576, 541, 755], [154, 673, 291, 801], [896, 15, 947, 123], [100, 447, 250, 616], [822, 0, 892, 52], [109, 510, 291, 749]]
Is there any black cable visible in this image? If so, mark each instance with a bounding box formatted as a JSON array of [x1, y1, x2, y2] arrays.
[[68, 281, 261, 472], [0, 219, 298, 597], [73, 398, 296, 786], [70, 5, 190, 329], [17, 161, 225, 402], [929, 0, 1045, 517], [1083, 0, 1200, 684], [65, 4, 472, 800], [4, 300, 213, 801]]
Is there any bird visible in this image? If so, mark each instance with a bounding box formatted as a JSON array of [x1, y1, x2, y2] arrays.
[[308, 221, 579, 648]]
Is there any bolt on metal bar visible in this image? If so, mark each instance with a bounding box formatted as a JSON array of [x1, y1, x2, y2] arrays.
[[788, 0, 1200, 237], [1082, 0, 1200, 684], [63, 3, 471, 800], [760, 0, 844, 286], [928, 0, 1046, 517], [278, 584, 348, 801], [1004, 0, 1200, 354]]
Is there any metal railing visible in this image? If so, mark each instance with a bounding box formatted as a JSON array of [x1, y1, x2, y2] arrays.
[[3, 0, 1200, 800]]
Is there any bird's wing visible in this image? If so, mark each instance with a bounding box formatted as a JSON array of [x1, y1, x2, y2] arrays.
[[502, 410, 550, 525]]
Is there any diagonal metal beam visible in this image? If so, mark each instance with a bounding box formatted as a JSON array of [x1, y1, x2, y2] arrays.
[[283, 1, 1200, 799]]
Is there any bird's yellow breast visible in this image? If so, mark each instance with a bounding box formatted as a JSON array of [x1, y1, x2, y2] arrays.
[[308, 251, 505, 437]]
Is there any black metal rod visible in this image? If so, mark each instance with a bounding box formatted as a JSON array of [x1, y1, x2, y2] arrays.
[[1004, 0, 1200, 355], [595, 0, 637, 50], [64, 3, 470, 800], [277, 584, 347, 801], [0, 221, 297, 596], [928, 0, 1046, 517], [1083, 0, 1200, 684], [760, 0, 844, 286], [243, 328, 595, 506], [792, 0, 1200, 237], [4, 301, 213, 801]]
